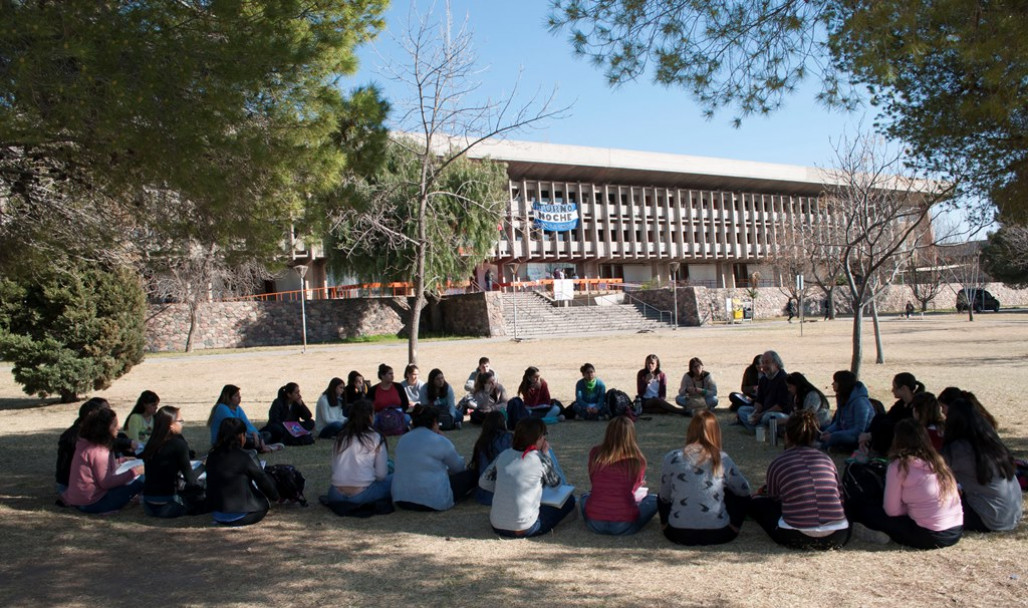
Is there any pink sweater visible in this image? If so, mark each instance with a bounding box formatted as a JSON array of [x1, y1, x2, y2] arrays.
[[62, 438, 137, 506], [884, 458, 963, 531]]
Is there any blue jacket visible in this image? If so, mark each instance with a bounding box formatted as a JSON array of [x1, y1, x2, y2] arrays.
[[208, 403, 259, 446], [823, 382, 874, 447], [575, 378, 607, 406]]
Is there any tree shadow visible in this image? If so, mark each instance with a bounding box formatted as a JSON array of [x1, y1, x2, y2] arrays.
[[0, 396, 63, 411]]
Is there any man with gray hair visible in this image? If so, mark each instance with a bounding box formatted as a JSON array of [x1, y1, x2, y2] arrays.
[[737, 351, 791, 432]]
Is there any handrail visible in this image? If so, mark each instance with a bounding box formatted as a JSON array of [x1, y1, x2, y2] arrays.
[[621, 291, 675, 326]]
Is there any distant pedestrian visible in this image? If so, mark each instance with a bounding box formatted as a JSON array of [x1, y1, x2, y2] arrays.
[[905, 301, 915, 319], [786, 299, 796, 323], [484, 269, 493, 292], [822, 298, 830, 321]]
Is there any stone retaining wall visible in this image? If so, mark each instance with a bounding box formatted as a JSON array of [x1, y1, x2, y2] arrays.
[[146, 298, 410, 352]]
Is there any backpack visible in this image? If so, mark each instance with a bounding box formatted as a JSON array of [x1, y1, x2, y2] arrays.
[[842, 459, 887, 509], [435, 406, 459, 431], [374, 408, 408, 437], [605, 389, 639, 420], [264, 464, 308, 507]]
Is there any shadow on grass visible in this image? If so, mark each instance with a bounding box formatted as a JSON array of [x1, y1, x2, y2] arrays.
[[0, 396, 63, 411]]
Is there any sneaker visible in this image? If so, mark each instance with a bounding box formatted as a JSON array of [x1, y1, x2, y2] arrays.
[[852, 523, 891, 545]]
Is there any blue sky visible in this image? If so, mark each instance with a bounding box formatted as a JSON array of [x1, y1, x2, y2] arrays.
[[351, 0, 871, 169]]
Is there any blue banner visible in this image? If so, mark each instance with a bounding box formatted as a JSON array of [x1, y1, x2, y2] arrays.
[[532, 201, 579, 232]]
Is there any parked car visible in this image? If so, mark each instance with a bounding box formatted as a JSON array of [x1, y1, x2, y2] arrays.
[[956, 288, 1000, 312]]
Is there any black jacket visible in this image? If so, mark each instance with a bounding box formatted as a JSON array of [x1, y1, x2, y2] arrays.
[[206, 447, 279, 513]]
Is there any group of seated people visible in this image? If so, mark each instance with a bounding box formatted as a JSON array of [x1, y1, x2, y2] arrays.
[[53, 349, 1023, 546]]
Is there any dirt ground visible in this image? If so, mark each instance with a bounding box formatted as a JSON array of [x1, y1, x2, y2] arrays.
[[1, 312, 1026, 607]]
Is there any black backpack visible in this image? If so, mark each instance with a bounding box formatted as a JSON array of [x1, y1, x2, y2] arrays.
[[264, 464, 308, 507], [435, 405, 459, 431], [605, 389, 639, 420], [842, 460, 887, 510]]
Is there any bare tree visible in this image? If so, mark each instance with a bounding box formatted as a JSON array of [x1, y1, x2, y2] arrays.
[[335, 6, 568, 364], [907, 245, 947, 312], [817, 134, 952, 376], [940, 242, 987, 322]]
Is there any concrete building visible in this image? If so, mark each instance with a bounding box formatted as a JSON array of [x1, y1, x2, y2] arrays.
[[465, 139, 854, 289]]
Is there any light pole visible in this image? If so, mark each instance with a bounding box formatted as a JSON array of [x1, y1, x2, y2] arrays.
[[508, 263, 521, 341], [295, 264, 308, 353], [669, 262, 680, 329]]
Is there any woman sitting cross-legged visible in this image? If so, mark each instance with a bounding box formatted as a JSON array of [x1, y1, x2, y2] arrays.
[[748, 410, 851, 550], [785, 372, 832, 428], [466, 371, 508, 425], [469, 411, 513, 506], [846, 419, 963, 549], [419, 368, 459, 429], [315, 377, 348, 439], [62, 408, 145, 514], [391, 406, 476, 511], [820, 370, 874, 453], [658, 411, 750, 545], [479, 418, 576, 538], [941, 398, 1022, 533], [674, 357, 718, 415], [571, 363, 608, 420], [324, 400, 392, 511], [581, 416, 657, 535], [205, 418, 280, 527], [207, 384, 269, 452], [141, 406, 206, 518], [263, 382, 315, 445]]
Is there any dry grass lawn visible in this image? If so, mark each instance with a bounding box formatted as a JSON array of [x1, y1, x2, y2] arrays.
[[1, 312, 1026, 607]]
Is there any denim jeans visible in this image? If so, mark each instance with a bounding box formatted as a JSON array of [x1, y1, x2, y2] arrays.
[[76, 477, 144, 514], [675, 394, 719, 411], [493, 495, 577, 538], [327, 476, 393, 505], [143, 495, 188, 518], [581, 493, 658, 535], [737, 407, 786, 432], [571, 401, 608, 420], [318, 422, 345, 439]]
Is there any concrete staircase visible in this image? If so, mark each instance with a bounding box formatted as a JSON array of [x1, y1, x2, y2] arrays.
[[501, 292, 673, 337]]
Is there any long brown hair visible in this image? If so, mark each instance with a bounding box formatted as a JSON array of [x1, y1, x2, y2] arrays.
[[589, 416, 645, 479], [683, 410, 723, 477], [889, 419, 958, 502]]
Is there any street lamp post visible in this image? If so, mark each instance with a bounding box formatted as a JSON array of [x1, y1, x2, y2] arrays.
[[669, 262, 680, 329], [295, 265, 308, 353]]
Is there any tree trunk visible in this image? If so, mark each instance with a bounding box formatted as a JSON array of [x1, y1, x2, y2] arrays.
[[408, 188, 430, 365], [850, 303, 863, 377], [871, 298, 884, 364], [185, 301, 198, 353], [59, 389, 79, 404]]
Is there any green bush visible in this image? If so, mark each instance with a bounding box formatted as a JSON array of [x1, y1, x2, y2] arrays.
[[0, 262, 146, 402]]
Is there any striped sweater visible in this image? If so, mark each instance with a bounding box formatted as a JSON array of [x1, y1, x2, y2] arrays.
[[765, 446, 846, 528]]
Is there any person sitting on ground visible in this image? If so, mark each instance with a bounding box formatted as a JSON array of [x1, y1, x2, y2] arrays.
[[479, 418, 576, 538], [62, 408, 145, 514], [141, 406, 205, 518], [911, 392, 944, 450], [582, 416, 657, 536], [469, 411, 514, 505], [420, 368, 459, 429], [785, 372, 832, 428], [315, 377, 347, 439], [207, 384, 269, 452], [941, 399, 1022, 533], [507, 366, 562, 428], [324, 400, 392, 511], [748, 410, 851, 550], [465, 357, 498, 393], [368, 364, 411, 430], [401, 364, 424, 407], [862, 372, 926, 457], [636, 354, 674, 413], [571, 363, 608, 420], [938, 387, 998, 429], [343, 370, 368, 417], [820, 371, 875, 452], [675, 357, 719, 415], [466, 370, 509, 425], [847, 419, 963, 549], [263, 382, 315, 445], [56, 397, 133, 493], [391, 406, 475, 511], [658, 411, 750, 546], [205, 418, 280, 527], [737, 351, 791, 431], [123, 390, 160, 445], [728, 354, 764, 411]]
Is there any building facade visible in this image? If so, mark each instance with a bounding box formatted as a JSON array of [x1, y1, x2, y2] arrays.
[[468, 139, 840, 289]]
